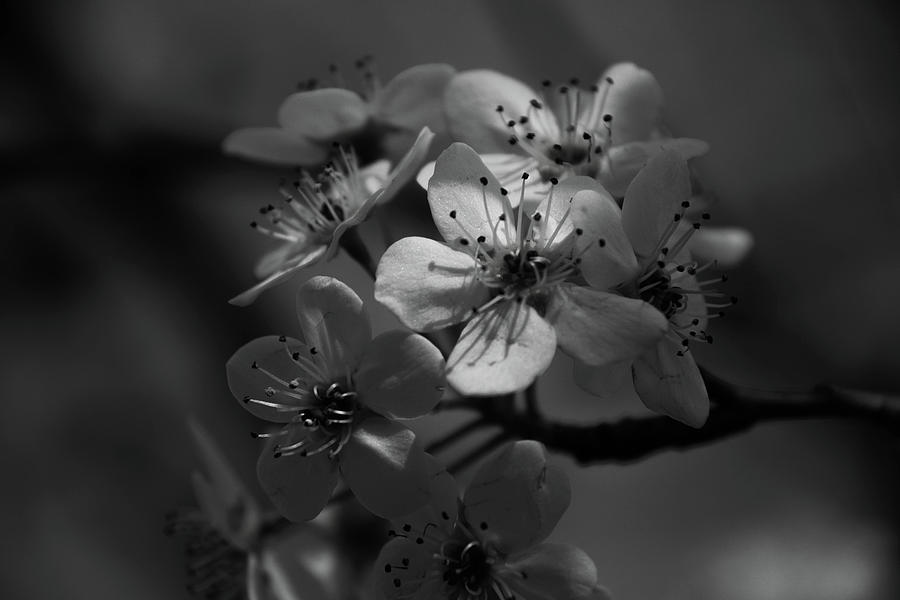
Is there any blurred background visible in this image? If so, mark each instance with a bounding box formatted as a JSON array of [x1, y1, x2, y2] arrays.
[[2, 1, 899, 598]]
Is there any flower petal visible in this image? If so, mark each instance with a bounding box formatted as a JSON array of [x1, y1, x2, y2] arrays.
[[277, 88, 370, 141], [687, 226, 754, 268], [573, 359, 640, 403], [601, 137, 709, 197], [373, 126, 435, 206], [428, 143, 513, 248], [444, 69, 543, 153], [257, 438, 339, 522], [229, 245, 327, 307], [373, 63, 456, 133], [547, 285, 668, 366], [226, 335, 308, 423], [504, 543, 600, 600], [621, 149, 692, 260], [600, 63, 664, 145], [481, 153, 546, 211], [373, 537, 440, 600], [567, 187, 639, 289], [463, 441, 570, 555], [295, 276, 372, 373], [391, 455, 459, 540], [325, 127, 435, 260], [446, 303, 556, 396], [356, 330, 445, 419], [375, 236, 488, 331], [633, 336, 709, 427], [223, 127, 328, 167], [340, 417, 432, 518]]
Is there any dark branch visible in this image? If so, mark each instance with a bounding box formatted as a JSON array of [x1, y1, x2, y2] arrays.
[[444, 372, 900, 465]]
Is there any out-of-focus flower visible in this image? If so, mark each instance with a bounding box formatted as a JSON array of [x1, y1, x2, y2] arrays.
[[227, 276, 445, 521], [224, 60, 455, 167], [374, 441, 611, 600], [375, 143, 666, 395], [575, 151, 737, 427], [230, 128, 434, 306], [166, 422, 336, 600], [421, 63, 706, 206]]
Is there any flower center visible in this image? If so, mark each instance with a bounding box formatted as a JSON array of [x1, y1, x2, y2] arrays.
[[442, 540, 493, 596], [273, 381, 358, 459], [496, 76, 617, 181], [639, 268, 684, 319]]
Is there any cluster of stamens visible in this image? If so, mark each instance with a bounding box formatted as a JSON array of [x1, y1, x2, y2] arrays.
[[244, 336, 358, 459], [635, 201, 736, 356], [297, 55, 382, 101], [385, 518, 518, 600], [495, 76, 616, 180], [448, 174, 593, 320], [249, 146, 363, 246]]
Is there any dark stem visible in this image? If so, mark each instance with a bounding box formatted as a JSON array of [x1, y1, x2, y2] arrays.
[[425, 417, 485, 455], [523, 381, 540, 418], [339, 228, 378, 279], [446, 431, 511, 474], [443, 372, 900, 465]]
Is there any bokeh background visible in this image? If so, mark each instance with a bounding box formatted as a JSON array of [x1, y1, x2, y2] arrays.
[[2, 1, 899, 599]]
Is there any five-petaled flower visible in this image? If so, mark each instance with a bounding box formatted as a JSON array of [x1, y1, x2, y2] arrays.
[[166, 422, 337, 600], [374, 441, 611, 600], [224, 60, 455, 168], [575, 150, 736, 427], [376, 143, 667, 395], [421, 63, 707, 207], [230, 128, 434, 306], [227, 276, 445, 520]]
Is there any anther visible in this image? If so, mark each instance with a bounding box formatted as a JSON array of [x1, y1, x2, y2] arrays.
[[479, 176, 489, 186]]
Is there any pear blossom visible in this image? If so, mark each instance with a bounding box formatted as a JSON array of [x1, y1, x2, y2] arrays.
[[374, 441, 611, 600], [375, 143, 667, 395], [575, 150, 736, 427], [224, 60, 454, 167], [166, 422, 336, 600], [230, 128, 433, 306], [421, 63, 707, 207], [227, 276, 445, 520]]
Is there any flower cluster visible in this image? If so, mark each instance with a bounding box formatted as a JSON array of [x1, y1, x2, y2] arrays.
[[184, 59, 755, 600]]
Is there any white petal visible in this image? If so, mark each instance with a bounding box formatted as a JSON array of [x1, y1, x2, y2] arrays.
[[257, 439, 338, 522], [277, 88, 369, 141], [428, 143, 513, 249], [444, 69, 544, 153], [373, 63, 456, 133], [504, 543, 600, 600], [621, 149, 692, 260], [340, 417, 432, 518], [547, 285, 668, 366], [295, 276, 371, 373], [415, 160, 436, 191], [373, 537, 440, 600], [223, 127, 328, 167], [573, 359, 640, 403], [463, 441, 570, 555], [687, 226, 754, 268], [229, 245, 327, 307], [481, 153, 546, 211], [599, 63, 664, 145], [391, 455, 459, 541], [373, 127, 435, 205], [601, 137, 709, 197], [633, 336, 709, 427], [226, 335, 309, 423], [375, 236, 488, 331], [446, 303, 556, 395], [566, 186, 639, 289], [356, 330, 446, 419]]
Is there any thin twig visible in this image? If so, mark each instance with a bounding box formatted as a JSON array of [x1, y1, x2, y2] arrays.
[[425, 417, 485, 455]]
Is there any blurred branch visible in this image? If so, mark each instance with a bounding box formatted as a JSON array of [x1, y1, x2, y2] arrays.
[[442, 372, 900, 465]]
